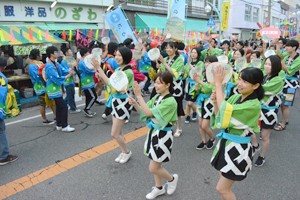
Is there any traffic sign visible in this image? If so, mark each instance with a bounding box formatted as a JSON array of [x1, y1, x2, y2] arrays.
[[207, 16, 215, 27]]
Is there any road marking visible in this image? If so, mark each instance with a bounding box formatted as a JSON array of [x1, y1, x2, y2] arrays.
[[0, 126, 148, 200], [6, 100, 91, 126]]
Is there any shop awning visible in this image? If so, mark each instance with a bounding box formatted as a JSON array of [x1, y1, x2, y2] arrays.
[[136, 13, 209, 32], [0, 25, 66, 46]]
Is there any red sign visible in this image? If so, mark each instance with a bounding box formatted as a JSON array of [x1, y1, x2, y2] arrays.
[[260, 27, 281, 39]]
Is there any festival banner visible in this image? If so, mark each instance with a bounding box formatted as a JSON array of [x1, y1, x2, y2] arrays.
[[105, 7, 137, 43], [221, 1, 230, 31], [165, 0, 186, 41]]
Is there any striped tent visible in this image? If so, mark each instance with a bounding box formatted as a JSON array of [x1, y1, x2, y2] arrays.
[[0, 26, 66, 46]]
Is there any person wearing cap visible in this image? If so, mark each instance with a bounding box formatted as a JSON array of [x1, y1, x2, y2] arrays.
[[28, 49, 56, 125], [0, 56, 18, 165], [45, 46, 75, 132]]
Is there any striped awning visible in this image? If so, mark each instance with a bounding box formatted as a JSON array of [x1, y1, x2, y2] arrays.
[[0, 26, 66, 46]]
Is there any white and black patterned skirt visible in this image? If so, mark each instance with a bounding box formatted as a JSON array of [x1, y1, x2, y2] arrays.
[[111, 97, 133, 120], [144, 128, 174, 163]]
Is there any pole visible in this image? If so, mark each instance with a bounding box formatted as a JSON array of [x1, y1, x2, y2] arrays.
[[206, 1, 222, 42], [267, 0, 271, 26]]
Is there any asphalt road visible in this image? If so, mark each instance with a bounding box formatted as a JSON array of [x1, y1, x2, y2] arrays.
[[1, 92, 300, 200]]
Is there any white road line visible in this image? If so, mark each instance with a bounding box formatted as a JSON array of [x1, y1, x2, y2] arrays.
[[5, 98, 104, 126]]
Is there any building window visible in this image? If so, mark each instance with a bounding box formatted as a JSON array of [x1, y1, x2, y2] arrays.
[[245, 4, 252, 21], [253, 7, 259, 22]]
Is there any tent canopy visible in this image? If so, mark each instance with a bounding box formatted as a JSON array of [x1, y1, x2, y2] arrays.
[[136, 13, 209, 32], [0, 25, 66, 46]]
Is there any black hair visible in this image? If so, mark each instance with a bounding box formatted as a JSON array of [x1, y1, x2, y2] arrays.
[[237, 41, 244, 48], [166, 41, 179, 55], [177, 42, 185, 50], [205, 55, 218, 63], [234, 48, 245, 56], [240, 67, 264, 100], [29, 49, 41, 60], [252, 51, 260, 58], [46, 46, 58, 58], [191, 47, 202, 62], [107, 42, 119, 55], [266, 55, 282, 78], [123, 38, 135, 49], [118, 47, 132, 65], [278, 37, 287, 45], [89, 40, 102, 49], [211, 38, 217, 44], [161, 42, 167, 51], [61, 48, 71, 56], [286, 39, 299, 50], [80, 47, 89, 57], [0, 56, 7, 68], [222, 40, 230, 46], [154, 71, 174, 94]]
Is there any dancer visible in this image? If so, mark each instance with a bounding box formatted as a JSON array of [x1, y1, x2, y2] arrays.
[[193, 56, 217, 150], [28, 49, 56, 124], [96, 47, 134, 164], [157, 42, 185, 137], [78, 48, 97, 117], [255, 55, 285, 166], [274, 40, 300, 131], [129, 71, 178, 199], [211, 67, 264, 200], [184, 47, 203, 124], [45, 46, 75, 132]]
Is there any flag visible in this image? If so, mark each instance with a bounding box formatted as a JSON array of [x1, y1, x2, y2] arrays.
[[167, 0, 186, 21], [95, 29, 99, 40], [221, 1, 230, 31], [68, 30, 73, 41]]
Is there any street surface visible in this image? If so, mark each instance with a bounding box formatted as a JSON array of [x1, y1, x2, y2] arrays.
[[0, 93, 300, 200]]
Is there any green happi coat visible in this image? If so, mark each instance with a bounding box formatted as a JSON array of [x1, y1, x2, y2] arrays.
[[200, 48, 223, 61], [210, 93, 261, 181], [260, 71, 285, 128], [140, 94, 178, 162]]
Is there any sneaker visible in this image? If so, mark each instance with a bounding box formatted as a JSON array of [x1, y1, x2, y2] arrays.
[[70, 108, 81, 114], [119, 151, 132, 164], [196, 142, 206, 150], [0, 155, 18, 166], [167, 174, 178, 195], [185, 116, 191, 124], [114, 152, 124, 163], [146, 186, 166, 200], [174, 129, 182, 137], [191, 112, 197, 121], [56, 126, 62, 131], [125, 120, 129, 124], [206, 138, 216, 149], [102, 113, 107, 120], [83, 109, 96, 118], [254, 156, 265, 167], [61, 125, 75, 132], [252, 143, 260, 155], [43, 120, 55, 125]]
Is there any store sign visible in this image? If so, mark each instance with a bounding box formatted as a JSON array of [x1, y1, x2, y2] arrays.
[[13, 44, 51, 55], [260, 27, 281, 39], [0, 1, 103, 23]]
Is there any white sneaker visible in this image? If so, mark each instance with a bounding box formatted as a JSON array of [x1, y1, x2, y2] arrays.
[[119, 151, 132, 164], [102, 113, 107, 120], [167, 174, 178, 195], [114, 153, 124, 163], [125, 120, 129, 124], [174, 129, 182, 137], [61, 125, 75, 132], [70, 109, 81, 114], [56, 126, 62, 131], [146, 187, 166, 200]]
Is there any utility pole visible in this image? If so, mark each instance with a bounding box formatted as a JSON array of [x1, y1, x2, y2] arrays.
[[267, 0, 271, 26]]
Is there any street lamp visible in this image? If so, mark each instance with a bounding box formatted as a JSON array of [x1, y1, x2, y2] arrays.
[[205, 1, 222, 42]]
